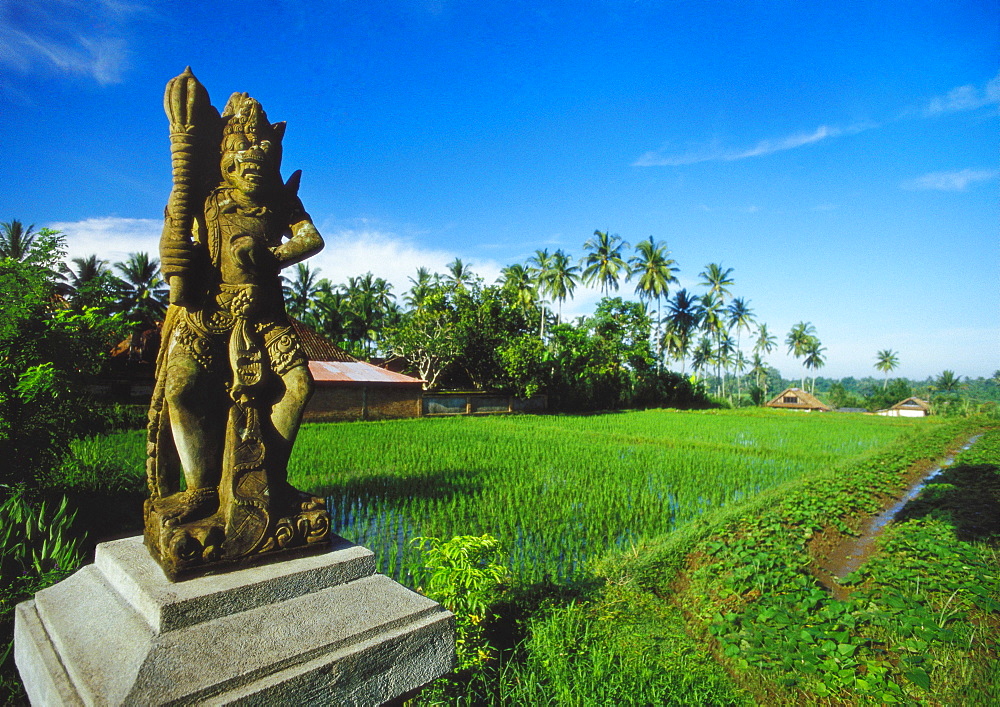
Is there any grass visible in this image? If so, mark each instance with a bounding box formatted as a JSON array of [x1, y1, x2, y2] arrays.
[[594, 417, 998, 705], [23, 408, 992, 704]]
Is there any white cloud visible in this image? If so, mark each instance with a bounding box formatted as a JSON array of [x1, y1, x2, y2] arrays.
[[0, 0, 143, 85], [50, 217, 161, 265], [901, 169, 1000, 192], [49, 216, 507, 299], [926, 71, 1000, 115], [633, 123, 873, 167], [308, 228, 503, 296]]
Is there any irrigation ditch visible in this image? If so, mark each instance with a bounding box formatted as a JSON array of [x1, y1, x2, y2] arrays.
[[814, 433, 985, 601]]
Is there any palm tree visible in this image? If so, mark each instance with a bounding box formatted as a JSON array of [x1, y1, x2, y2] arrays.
[[802, 338, 826, 394], [59, 253, 123, 308], [445, 258, 477, 290], [785, 321, 817, 389], [114, 252, 167, 328], [664, 288, 700, 373], [627, 236, 679, 368], [691, 335, 714, 379], [66, 254, 109, 286], [282, 262, 323, 320], [933, 370, 963, 394], [0, 220, 38, 261], [874, 349, 900, 390], [749, 353, 769, 400], [582, 230, 629, 295], [527, 249, 554, 337], [752, 323, 778, 397], [698, 263, 735, 303], [344, 272, 397, 356], [726, 297, 755, 398], [309, 285, 348, 343], [547, 249, 580, 323], [499, 263, 537, 317], [696, 292, 725, 394], [405, 267, 439, 309]]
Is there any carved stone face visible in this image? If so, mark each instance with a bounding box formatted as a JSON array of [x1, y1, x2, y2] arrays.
[[221, 129, 275, 197]]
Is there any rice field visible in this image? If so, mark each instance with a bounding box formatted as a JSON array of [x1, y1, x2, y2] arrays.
[[287, 409, 931, 587], [68, 409, 933, 588]]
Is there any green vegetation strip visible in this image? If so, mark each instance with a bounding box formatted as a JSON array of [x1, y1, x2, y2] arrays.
[[588, 418, 998, 705]]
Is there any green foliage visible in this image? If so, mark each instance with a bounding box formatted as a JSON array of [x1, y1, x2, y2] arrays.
[[652, 418, 997, 704], [0, 231, 128, 486], [0, 491, 84, 576], [412, 534, 509, 672], [865, 378, 913, 413], [0, 491, 85, 703]]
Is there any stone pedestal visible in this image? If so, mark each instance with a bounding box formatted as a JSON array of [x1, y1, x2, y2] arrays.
[[14, 535, 454, 705]]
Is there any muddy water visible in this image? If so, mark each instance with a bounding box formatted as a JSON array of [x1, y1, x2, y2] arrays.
[[819, 434, 982, 599]]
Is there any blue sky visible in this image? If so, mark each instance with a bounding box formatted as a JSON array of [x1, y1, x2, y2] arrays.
[[2, 0, 997, 381]]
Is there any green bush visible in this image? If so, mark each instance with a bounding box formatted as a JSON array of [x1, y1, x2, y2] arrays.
[[412, 534, 509, 672]]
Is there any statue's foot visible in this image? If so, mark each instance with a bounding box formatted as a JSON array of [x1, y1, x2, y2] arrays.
[[273, 481, 325, 513], [154, 486, 220, 525]]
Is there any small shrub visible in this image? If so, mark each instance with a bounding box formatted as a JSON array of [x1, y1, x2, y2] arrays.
[[411, 534, 509, 672]]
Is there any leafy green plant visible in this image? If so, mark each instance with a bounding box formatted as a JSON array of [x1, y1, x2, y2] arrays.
[[412, 534, 509, 672], [0, 490, 85, 576], [0, 490, 86, 704]]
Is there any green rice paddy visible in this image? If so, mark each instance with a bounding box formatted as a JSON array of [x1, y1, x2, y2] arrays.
[[287, 409, 930, 587], [69, 409, 933, 589]]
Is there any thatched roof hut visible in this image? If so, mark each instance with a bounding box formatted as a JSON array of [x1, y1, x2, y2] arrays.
[[876, 396, 931, 418], [765, 387, 831, 412]]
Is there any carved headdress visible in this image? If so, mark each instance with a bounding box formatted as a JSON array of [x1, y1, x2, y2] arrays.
[[220, 92, 286, 185]]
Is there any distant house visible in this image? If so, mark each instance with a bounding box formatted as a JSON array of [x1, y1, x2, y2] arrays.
[[876, 396, 931, 418], [765, 387, 831, 412], [294, 320, 424, 421]]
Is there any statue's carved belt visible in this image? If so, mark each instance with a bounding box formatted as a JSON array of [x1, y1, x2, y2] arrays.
[[173, 284, 307, 383]]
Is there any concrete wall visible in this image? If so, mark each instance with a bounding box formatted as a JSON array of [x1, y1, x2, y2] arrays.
[[422, 394, 548, 416]]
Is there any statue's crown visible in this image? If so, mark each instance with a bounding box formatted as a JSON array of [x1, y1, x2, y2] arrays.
[[222, 93, 272, 138]]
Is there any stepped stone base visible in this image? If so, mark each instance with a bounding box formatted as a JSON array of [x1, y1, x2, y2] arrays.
[[14, 535, 454, 706]]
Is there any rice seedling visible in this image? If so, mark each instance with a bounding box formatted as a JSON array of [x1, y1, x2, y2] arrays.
[[60, 409, 929, 590], [288, 409, 928, 588]]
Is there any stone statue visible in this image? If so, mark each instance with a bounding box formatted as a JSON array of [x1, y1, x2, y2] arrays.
[[145, 68, 330, 580]]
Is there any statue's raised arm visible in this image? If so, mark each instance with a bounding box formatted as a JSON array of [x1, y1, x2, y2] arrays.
[[146, 69, 329, 581]]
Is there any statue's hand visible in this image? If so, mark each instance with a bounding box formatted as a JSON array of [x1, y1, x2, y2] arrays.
[[161, 240, 203, 279]]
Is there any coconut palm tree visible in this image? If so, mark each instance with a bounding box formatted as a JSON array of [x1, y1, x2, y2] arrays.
[[114, 252, 167, 328], [445, 258, 477, 290], [627, 236, 679, 368], [691, 335, 714, 379], [0, 219, 38, 261], [874, 349, 900, 390], [696, 292, 726, 394], [933, 370, 963, 394], [749, 352, 769, 400], [282, 262, 323, 320], [664, 288, 700, 373], [405, 267, 439, 309], [547, 249, 580, 323], [727, 297, 755, 398], [752, 323, 778, 397], [499, 263, 537, 317], [527, 249, 554, 338], [344, 272, 397, 356], [309, 285, 348, 343], [803, 338, 826, 394], [785, 321, 817, 389], [582, 230, 628, 296], [698, 263, 735, 303]]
